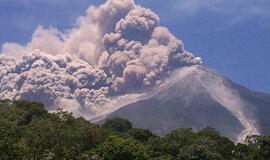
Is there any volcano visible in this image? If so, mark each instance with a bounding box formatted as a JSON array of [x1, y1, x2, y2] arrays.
[[103, 65, 270, 142], [1, 0, 269, 144]]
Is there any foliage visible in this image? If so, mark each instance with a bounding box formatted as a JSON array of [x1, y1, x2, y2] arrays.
[[102, 136, 149, 160], [128, 128, 156, 142], [0, 100, 270, 160], [102, 117, 132, 132]]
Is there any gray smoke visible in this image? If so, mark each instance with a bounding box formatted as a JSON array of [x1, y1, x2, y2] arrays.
[[0, 0, 202, 118]]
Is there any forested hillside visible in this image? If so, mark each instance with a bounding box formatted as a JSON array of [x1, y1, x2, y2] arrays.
[[0, 100, 270, 160]]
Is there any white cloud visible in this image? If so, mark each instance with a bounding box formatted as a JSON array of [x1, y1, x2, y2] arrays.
[[174, 0, 270, 17], [168, 0, 270, 29]]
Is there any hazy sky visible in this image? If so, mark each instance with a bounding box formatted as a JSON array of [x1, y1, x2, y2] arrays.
[[0, 0, 269, 93]]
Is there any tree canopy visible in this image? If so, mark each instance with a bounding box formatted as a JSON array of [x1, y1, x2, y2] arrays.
[[0, 100, 270, 160]]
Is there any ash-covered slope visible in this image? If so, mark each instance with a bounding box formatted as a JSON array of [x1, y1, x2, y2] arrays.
[[105, 65, 270, 142]]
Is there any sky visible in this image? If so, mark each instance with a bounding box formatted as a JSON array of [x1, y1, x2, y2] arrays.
[[0, 0, 269, 93]]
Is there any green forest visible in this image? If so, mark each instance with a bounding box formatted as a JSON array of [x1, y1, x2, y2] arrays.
[[0, 100, 270, 160]]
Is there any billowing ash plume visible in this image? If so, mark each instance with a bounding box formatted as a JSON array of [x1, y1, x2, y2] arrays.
[[0, 0, 202, 118]]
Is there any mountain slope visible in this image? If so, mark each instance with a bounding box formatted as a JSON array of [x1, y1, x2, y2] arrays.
[[105, 65, 270, 142]]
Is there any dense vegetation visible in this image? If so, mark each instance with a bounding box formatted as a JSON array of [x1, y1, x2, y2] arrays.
[[0, 100, 270, 160]]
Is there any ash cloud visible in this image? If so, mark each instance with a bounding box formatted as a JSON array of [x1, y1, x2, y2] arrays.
[[0, 0, 202, 119]]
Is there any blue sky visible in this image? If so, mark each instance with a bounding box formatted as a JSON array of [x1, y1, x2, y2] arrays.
[[0, 0, 270, 93]]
